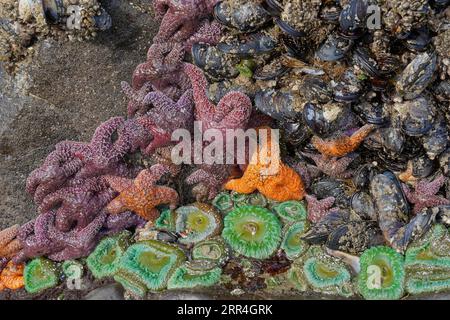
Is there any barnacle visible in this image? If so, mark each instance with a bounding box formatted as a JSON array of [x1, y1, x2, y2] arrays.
[[114, 240, 186, 295], [272, 200, 307, 224], [175, 203, 223, 245], [86, 231, 132, 279], [357, 246, 405, 300], [281, 221, 310, 260], [222, 206, 282, 259], [192, 237, 230, 266], [24, 258, 60, 294], [167, 260, 222, 289]]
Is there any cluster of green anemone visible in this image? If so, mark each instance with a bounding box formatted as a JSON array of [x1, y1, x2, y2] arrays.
[[404, 224, 450, 295], [287, 246, 354, 297], [212, 191, 270, 213]]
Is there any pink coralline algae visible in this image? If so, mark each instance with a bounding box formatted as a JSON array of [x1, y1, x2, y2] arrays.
[[26, 117, 152, 205], [402, 174, 450, 214], [305, 194, 337, 223], [138, 89, 194, 155]]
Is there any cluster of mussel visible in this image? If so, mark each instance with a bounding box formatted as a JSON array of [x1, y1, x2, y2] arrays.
[[191, 0, 450, 253]]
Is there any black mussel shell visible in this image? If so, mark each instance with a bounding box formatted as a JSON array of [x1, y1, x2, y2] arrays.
[[434, 81, 450, 103], [254, 89, 299, 121], [339, 0, 368, 38], [411, 154, 436, 179], [351, 47, 381, 78], [439, 148, 450, 177], [192, 43, 239, 79], [310, 178, 351, 208], [303, 102, 358, 138], [351, 191, 377, 220], [380, 127, 405, 156], [274, 18, 306, 38], [302, 209, 350, 244], [253, 60, 289, 80], [281, 34, 309, 59], [263, 0, 283, 16], [370, 171, 410, 225], [398, 97, 435, 137], [213, 1, 271, 32], [354, 101, 388, 125], [217, 33, 277, 56], [316, 33, 353, 62], [421, 115, 448, 160], [43, 0, 65, 23], [333, 69, 363, 102], [405, 27, 431, 52], [281, 115, 312, 147], [396, 51, 437, 100], [301, 76, 333, 104], [352, 163, 380, 190], [320, 5, 341, 23], [326, 221, 384, 255]]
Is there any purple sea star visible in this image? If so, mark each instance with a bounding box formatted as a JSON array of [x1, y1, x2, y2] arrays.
[[185, 19, 224, 52], [121, 81, 154, 117], [138, 89, 194, 155], [153, 0, 219, 43], [185, 164, 237, 201], [402, 174, 450, 214], [305, 194, 337, 223], [26, 117, 150, 205], [301, 152, 357, 179], [183, 63, 252, 135]]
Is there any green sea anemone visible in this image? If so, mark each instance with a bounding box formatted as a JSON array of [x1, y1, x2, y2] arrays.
[[155, 209, 177, 232], [212, 192, 234, 213], [222, 205, 282, 259], [167, 260, 222, 289], [192, 237, 230, 266], [287, 246, 354, 297], [246, 193, 268, 207], [62, 260, 84, 279], [303, 256, 352, 296], [176, 203, 223, 245], [287, 263, 308, 292], [24, 257, 60, 294], [114, 240, 186, 296], [230, 191, 249, 207], [357, 246, 405, 300], [405, 224, 450, 295], [281, 221, 310, 260], [272, 201, 307, 224], [86, 231, 132, 279], [236, 59, 257, 78], [406, 277, 450, 294]]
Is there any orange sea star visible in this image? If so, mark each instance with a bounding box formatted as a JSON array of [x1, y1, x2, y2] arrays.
[[311, 124, 377, 157], [0, 261, 24, 291], [105, 164, 179, 222], [224, 128, 305, 202], [0, 225, 22, 259]]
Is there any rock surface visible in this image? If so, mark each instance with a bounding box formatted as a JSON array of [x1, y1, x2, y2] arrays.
[[0, 0, 158, 229]]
